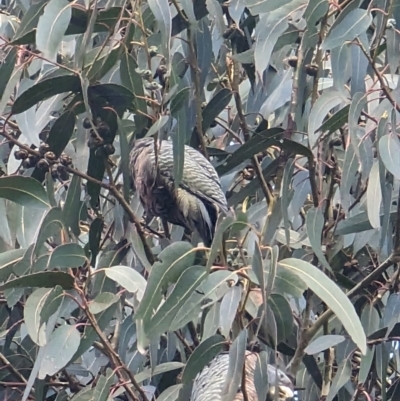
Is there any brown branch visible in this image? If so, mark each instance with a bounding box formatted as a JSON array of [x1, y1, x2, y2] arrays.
[[229, 43, 273, 204], [289, 254, 396, 376], [187, 28, 208, 159], [0, 125, 155, 265], [79, 291, 149, 401], [0, 353, 29, 386], [357, 38, 400, 114]]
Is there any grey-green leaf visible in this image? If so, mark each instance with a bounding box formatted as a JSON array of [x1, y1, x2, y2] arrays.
[[38, 324, 80, 377], [0, 176, 49, 209], [306, 206, 333, 272], [279, 258, 367, 354]]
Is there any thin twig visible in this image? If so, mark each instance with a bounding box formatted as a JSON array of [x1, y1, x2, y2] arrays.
[[79, 290, 149, 401], [0, 124, 155, 265], [289, 254, 396, 376]]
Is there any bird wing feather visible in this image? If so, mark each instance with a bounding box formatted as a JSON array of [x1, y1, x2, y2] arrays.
[[155, 141, 228, 213]]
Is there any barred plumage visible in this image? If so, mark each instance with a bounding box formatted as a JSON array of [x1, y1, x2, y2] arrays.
[[129, 138, 228, 246], [191, 352, 294, 401]]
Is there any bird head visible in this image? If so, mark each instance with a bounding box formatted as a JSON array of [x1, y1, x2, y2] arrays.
[[267, 364, 295, 400]]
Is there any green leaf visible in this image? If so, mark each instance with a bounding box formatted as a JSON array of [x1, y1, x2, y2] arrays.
[[36, 0, 72, 60], [219, 286, 242, 338], [0, 248, 26, 281], [279, 258, 367, 354], [170, 270, 239, 330], [86, 44, 122, 82], [358, 346, 374, 384], [0, 48, 17, 97], [12, 74, 81, 115], [119, 52, 149, 136], [0, 176, 49, 209], [148, 0, 172, 63], [216, 128, 284, 175], [33, 207, 65, 257], [326, 358, 352, 401], [201, 88, 232, 133], [88, 217, 104, 265], [134, 362, 185, 384], [206, 215, 236, 270], [147, 266, 208, 339], [136, 242, 196, 322], [305, 335, 346, 355], [379, 133, 400, 180], [221, 329, 247, 400], [12, 0, 48, 44], [366, 160, 381, 229], [254, 351, 270, 401], [46, 110, 77, 158], [89, 292, 119, 314], [63, 175, 82, 236], [170, 86, 190, 116], [335, 207, 398, 235], [317, 104, 349, 134], [40, 285, 64, 324], [72, 302, 118, 360], [254, 13, 288, 77], [48, 243, 87, 269], [306, 206, 333, 272], [269, 293, 293, 343], [156, 384, 183, 401], [181, 334, 225, 383], [24, 287, 55, 345], [0, 271, 74, 291], [104, 265, 147, 301], [308, 89, 347, 148], [88, 83, 135, 116], [39, 325, 80, 377], [322, 9, 372, 50], [93, 368, 115, 401], [117, 119, 132, 201]]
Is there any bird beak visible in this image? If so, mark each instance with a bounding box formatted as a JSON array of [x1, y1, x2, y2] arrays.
[[278, 385, 294, 399]]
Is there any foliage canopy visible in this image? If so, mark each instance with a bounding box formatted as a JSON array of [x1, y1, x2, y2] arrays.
[[0, 0, 399, 399]]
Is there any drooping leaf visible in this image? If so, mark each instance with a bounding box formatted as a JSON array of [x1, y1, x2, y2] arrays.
[[279, 258, 367, 354], [46, 110, 77, 158], [305, 335, 346, 355], [221, 329, 247, 401], [89, 292, 119, 314], [379, 133, 400, 180], [0, 271, 74, 291], [120, 52, 149, 135], [12, 0, 48, 44], [146, 266, 208, 338], [63, 175, 82, 236], [322, 9, 372, 50], [36, 0, 72, 61], [181, 334, 225, 383], [12, 74, 81, 115], [33, 207, 65, 257], [0, 176, 49, 209], [216, 128, 284, 175], [104, 265, 147, 301], [48, 243, 87, 270], [38, 324, 80, 377], [306, 206, 333, 272], [136, 242, 196, 323], [148, 0, 172, 64], [0, 48, 17, 98], [366, 160, 382, 229], [201, 88, 232, 133]]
